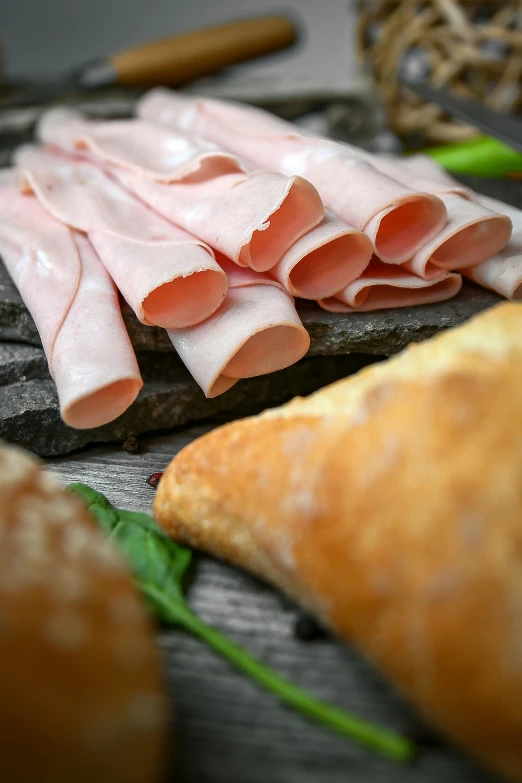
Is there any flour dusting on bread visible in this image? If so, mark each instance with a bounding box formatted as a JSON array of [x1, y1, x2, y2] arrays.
[[155, 302, 522, 782]]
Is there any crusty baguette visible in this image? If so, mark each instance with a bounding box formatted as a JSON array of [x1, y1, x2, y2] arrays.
[[0, 444, 166, 783], [155, 301, 522, 782]]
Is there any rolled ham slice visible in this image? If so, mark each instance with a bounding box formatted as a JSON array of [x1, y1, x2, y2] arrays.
[[399, 156, 522, 299], [138, 88, 447, 264], [0, 172, 142, 429], [403, 194, 513, 279], [112, 166, 324, 273], [269, 210, 372, 299], [463, 196, 522, 300], [400, 154, 475, 191], [168, 257, 310, 397], [318, 258, 462, 312], [368, 155, 512, 274], [372, 153, 474, 201], [15, 145, 227, 328], [38, 108, 325, 273], [37, 107, 243, 182]]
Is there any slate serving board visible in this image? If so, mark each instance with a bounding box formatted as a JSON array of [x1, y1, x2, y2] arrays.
[[0, 105, 520, 455], [0, 256, 502, 455]]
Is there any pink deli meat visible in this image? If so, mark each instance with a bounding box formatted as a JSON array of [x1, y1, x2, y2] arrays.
[[402, 194, 512, 279], [15, 146, 227, 328], [371, 155, 512, 275], [138, 88, 447, 264], [112, 166, 324, 272], [38, 107, 243, 182], [318, 257, 462, 312], [463, 195, 522, 300], [39, 107, 325, 273], [269, 210, 372, 299], [402, 156, 521, 298], [0, 172, 142, 428], [168, 257, 310, 397]]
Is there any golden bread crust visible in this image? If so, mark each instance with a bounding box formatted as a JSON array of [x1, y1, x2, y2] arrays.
[[155, 302, 522, 781], [0, 445, 166, 783]]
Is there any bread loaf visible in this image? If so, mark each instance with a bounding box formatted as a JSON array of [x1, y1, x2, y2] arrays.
[[0, 444, 166, 783], [154, 301, 522, 781]]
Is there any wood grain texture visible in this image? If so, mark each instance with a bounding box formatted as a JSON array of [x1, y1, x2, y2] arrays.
[[48, 425, 495, 783]]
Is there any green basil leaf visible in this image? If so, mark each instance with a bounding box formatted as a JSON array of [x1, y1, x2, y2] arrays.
[[66, 482, 415, 762], [67, 483, 192, 622]]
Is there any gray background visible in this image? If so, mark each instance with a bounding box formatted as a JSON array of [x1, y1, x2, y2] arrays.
[[0, 0, 358, 82]]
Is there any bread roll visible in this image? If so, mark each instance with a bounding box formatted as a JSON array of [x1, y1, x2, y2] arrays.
[[154, 301, 522, 782], [0, 444, 166, 783]]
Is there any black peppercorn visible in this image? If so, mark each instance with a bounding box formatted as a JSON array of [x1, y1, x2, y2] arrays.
[[293, 615, 329, 641]]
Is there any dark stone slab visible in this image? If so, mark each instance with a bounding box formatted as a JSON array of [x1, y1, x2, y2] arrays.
[[0, 259, 502, 458], [125, 283, 502, 356], [0, 343, 49, 386], [0, 259, 502, 357], [0, 354, 374, 456], [0, 342, 189, 388], [0, 262, 41, 345], [0, 171, 512, 459], [298, 283, 501, 356]]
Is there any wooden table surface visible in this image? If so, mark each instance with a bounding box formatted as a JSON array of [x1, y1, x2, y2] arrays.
[[49, 422, 495, 783]]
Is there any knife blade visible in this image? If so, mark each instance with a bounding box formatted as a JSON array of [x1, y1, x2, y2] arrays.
[[403, 77, 522, 155]]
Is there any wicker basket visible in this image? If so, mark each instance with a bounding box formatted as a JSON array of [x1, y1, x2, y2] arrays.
[[357, 0, 522, 145]]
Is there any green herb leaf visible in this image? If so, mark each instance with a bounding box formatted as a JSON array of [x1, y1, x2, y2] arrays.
[[67, 482, 415, 763], [67, 482, 191, 622]]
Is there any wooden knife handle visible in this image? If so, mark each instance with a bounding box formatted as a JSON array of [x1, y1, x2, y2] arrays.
[[110, 16, 297, 87]]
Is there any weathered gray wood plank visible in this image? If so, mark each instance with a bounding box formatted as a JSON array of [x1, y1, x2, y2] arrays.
[[49, 429, 495, 783]]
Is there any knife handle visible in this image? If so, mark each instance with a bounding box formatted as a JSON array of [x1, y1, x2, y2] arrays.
[[109, 16, 297, 87]]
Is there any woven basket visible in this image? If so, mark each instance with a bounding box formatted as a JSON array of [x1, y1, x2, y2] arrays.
[[357, 0, 522, 145]]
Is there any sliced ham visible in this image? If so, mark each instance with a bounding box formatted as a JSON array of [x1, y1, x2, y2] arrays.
[[112, 166, 324, 272], [399, 156, 522, 299], [168, 257, 310, 397], [318, 257, 462, 312], [138, 88, 447, 265], [463, 196, 522, 300], [38, 108, 325, 273], [403, 194, 513, 279], [0, 171, 142, 428], [14, 145, 227, 328], [269, 210, 372, 298], [400, 154, 475, 190], [372, 153, 474, 201], [37, 107, 243, 182], [368, 155, 512, 274]]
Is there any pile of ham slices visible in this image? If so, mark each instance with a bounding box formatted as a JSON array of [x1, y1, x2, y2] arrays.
[[1, 89, 520, 430]]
